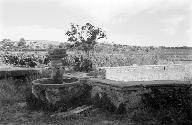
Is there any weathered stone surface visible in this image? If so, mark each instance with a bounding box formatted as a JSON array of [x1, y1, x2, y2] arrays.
[[143, 83, 192, 109], [0, 67, 40, 79], [48, 48, 67, 59], [87, 79, 144, 112], [100, 64, 192, 81], [87, 69, 106, 79], [31, 70, 192, 115], [49, 48, 67, 84], [32, 77, 87, 106], [0, 71, 40, 103], [50, 65, 65, 84], [87, 78, 192, 113]]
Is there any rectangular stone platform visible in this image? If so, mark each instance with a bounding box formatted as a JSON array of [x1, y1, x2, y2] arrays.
[[100, 64, 192, 82], [0, 67, 40, 79], [87, 78, 192, 112], [88, 78, 191, 87]]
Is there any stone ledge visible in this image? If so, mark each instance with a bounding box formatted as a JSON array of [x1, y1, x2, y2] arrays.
[[99, 64, 192, 81], [88, 78, 191, 88], [87, 78, 192, 112], [0, 67, 40, 79]]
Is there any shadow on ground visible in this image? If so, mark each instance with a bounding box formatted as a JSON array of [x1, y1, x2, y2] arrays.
[[0, 100, 135, 125]]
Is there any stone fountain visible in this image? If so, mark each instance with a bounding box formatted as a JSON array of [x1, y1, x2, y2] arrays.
[[31, 48, 192, 115], [32, 48, 88, 110]]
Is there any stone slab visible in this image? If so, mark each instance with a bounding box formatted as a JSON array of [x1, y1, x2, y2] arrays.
[[0, 67, 40, 79], [100, 64, 192, 81], [88, 78, 191, 88]]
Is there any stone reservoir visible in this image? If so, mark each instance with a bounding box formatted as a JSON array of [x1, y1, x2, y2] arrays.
[[0, 66, 40, 103], [29, 48, 192, 114], [85, 64, 192, 113], [101, 64, 192, 81]]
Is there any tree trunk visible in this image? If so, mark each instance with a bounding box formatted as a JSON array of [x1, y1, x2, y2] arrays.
[[87, 51, 90, 59]]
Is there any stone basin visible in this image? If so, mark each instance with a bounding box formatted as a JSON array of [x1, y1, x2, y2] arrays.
[[32, 76, 86, 106], [87, 78, 192, 112]]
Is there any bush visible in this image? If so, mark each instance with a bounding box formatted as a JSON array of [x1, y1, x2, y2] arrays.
[[1, 50, 160, 69], [73, 56, 93, 72], [2, 52, 50, 68]]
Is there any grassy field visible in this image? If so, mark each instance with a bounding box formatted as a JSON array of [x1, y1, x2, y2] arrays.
[[1, 105, 128, 125], [0, 100, 136, 125]]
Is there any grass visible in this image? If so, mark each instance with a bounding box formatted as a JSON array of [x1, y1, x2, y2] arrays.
[[0, 78, 25, 103], [0, 68, 136, 125], [0, 100, 136, 125]]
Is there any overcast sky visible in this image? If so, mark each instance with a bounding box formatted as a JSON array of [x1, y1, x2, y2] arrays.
[[0, 0, 191, 46]]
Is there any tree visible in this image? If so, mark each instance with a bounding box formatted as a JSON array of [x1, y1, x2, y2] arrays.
[[65, 23, 106, 57], [58, 42, 66, 48], [1, 39, 14, 50], [18, 38, 26, 47], [48, 44, 54, 49], [1, 39, 11, 44]]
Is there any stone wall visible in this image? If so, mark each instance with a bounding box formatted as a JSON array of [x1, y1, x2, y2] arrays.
[[100, 64, 192, 82], [87, 78, 192, 121], [0, 67, 40, 104]]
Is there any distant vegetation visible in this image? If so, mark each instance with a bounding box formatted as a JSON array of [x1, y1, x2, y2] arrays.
[[0, 38, 59, 51], [66, 23, 106, 56], [0, 31, 192, 71], [1, 36, 192, 69]]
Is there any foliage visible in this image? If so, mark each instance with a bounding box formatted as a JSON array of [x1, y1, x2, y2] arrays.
[[0, 50, 160, 69], [1, 39, 192, 69], [73, 56, 93, 72], [0, 39, 14, 50], [65, 23, 106, 55], [1, 52, 50, 68], [18, 38, 26, 47], [0, 39, 59, 51]]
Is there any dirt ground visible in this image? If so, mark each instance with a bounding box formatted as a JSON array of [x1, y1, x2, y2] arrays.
[[0, 100, 135, 125]]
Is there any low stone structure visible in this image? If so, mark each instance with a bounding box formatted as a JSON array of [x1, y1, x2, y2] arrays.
[[31, 49, 89, 110], [100, 64, 192, 81], [87, 78, 192, 113], [48, 48, 67, 83], [30, 62, 192, 114], [32, 77, 87, 110], [29, 49, 192, 119], [0, 67, 40, 79], [0, 67, 40, 103]]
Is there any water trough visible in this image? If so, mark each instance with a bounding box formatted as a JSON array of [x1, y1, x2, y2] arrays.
[[31, 48, 192, 114]]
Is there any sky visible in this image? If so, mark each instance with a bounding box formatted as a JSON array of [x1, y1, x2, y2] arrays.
[[0, 0, 191, 46]]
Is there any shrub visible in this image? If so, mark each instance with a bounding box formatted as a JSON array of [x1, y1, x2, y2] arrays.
[[2, 52, 50, 68], [73, 56, 93, 72]]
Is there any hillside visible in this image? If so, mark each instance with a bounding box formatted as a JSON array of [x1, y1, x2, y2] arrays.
[[0, 39, 60, 51], [0, 39, 192, 67], [25, 40, 60, 50]]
